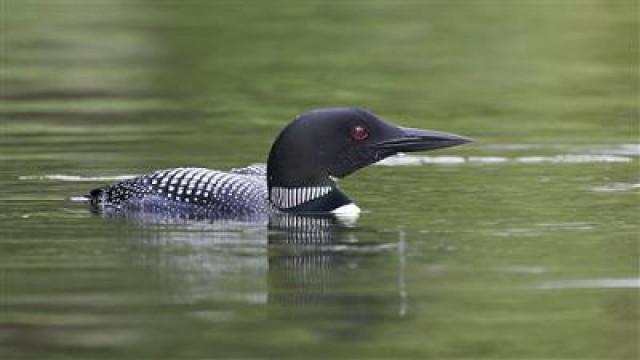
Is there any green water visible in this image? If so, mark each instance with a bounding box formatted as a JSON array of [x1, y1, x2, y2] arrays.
[[1, 1, 638, 359]]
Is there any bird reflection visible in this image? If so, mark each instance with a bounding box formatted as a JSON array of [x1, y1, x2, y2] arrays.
[[118, 212, 408, 337], [266, 214, 407, 339]]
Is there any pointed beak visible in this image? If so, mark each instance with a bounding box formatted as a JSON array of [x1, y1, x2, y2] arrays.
[[374, 127, 472, 152]]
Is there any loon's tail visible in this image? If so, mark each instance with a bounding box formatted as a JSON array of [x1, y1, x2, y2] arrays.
[[68, 195, 91, 203], [68, 188, 103, 205]]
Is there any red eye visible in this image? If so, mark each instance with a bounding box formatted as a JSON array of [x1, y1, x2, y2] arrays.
[[351, 126, 369, 141]]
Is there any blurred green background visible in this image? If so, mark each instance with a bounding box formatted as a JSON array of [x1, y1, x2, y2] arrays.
[[1, 1, 638, 359]]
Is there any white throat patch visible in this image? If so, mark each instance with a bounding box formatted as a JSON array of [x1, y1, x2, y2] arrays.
[[331, 203, 361, 216], [331, 203, 361, 226], [270, 186, 332, 209]]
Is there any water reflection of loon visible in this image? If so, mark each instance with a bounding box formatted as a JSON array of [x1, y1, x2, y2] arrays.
[[125, 214, 408, 336]]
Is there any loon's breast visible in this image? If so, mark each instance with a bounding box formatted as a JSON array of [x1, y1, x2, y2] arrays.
[[91, 165, 269, 220]]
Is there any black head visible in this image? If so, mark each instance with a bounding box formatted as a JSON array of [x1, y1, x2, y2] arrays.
[[267, 107, 471, 191]]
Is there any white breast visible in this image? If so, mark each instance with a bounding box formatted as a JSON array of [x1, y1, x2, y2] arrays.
[[330, 203, 361, 226]]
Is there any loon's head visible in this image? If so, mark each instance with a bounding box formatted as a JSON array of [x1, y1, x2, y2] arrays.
[[267, 107, 471, 214]]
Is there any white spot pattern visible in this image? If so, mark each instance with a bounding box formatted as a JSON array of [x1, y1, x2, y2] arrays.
[[98, 166, 269, 216]]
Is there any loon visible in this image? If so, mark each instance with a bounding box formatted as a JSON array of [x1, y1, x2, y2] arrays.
[[88, 108, 470, 222]]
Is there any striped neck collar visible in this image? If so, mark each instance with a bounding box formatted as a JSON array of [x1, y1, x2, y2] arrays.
[[270, 186, 333, 210]]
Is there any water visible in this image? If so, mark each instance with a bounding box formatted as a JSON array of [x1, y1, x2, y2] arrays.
[[1, 1, 638, 359]]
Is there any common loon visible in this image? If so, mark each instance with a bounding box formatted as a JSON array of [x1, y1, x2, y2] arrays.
[[88, 108, 470, 222]]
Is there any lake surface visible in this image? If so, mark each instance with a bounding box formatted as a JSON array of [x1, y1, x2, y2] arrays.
[[1, 1, 638, 359]]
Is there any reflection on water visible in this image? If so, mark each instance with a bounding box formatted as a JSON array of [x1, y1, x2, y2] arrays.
[[267, 216, 407, 340], [121, 214, 407, 340]]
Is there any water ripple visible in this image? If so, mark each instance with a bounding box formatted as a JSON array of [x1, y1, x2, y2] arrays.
[[376, 154, 633, 166], [19, 174, 138, 181], [478, 143, 640, 156], [538, 278, 640, 289], [591, 183, 640, 192]]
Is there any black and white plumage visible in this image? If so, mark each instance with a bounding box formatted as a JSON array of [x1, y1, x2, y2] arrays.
[[87, 108, 470, 223], [90, 166, 269, 220]]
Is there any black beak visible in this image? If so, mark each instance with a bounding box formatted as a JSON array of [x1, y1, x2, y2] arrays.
[[374, 127, 472, 152]]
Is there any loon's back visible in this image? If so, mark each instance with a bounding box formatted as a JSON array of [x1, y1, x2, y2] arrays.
[[90, 164, 269, 220]]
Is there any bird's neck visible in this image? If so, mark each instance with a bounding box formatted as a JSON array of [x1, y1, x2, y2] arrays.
[[266, 136, 355, 213], [268, 183, 353, 213]]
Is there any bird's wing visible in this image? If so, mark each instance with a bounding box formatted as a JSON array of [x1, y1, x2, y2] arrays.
[[229, 163, 267, 177]]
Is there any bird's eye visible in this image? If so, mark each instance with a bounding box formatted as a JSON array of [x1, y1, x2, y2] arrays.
[[351, 126, 369, 141]]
